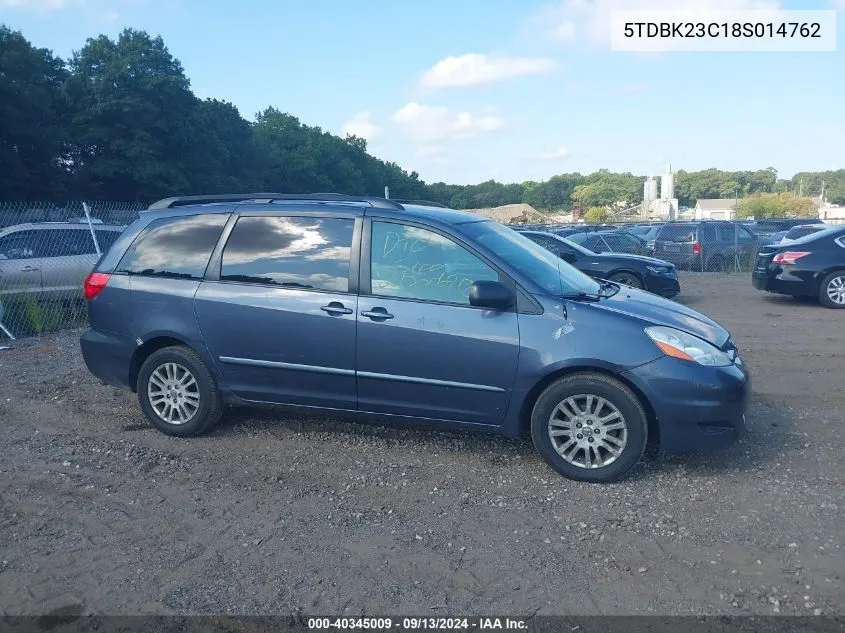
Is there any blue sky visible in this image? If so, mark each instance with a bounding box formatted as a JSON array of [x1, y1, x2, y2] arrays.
[[2, 0, 843, 185]]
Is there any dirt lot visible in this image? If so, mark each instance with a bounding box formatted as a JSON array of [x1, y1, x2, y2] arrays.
[[1, 272, 843, 617]]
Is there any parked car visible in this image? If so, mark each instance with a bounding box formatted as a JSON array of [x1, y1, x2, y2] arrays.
[[752, 225, 845, 309], [567, 230, 650, 256], [624, 223, 664, 252], [652, 221, 758, 271], [777, 224, 828, 245], [551, 225, 616, 238], [744, 218, 824, 239], [517, 230, 680, 297], [80, 193, 749, 483], [0, 222, 126, 300]]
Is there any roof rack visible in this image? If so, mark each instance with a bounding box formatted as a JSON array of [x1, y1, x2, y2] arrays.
[[391, 199, 449, 209], [147, 193, 405, 211]]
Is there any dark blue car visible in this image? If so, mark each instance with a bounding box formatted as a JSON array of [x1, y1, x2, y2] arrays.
[[80, 194, 750, 482]]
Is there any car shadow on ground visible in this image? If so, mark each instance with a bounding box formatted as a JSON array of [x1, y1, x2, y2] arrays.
[[206, 394, 792, 483]]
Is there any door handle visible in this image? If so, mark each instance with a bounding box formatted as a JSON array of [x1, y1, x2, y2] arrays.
[[361, 308, 394, 320], [320, 302, 353, 315], [22, 266, 40, 272]]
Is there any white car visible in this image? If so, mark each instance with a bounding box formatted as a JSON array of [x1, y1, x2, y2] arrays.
[[0, 221, 126, 300]]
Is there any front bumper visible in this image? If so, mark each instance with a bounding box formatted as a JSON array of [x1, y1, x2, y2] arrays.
[[622, 355, 750, 454], [645, 272, 681, 298]]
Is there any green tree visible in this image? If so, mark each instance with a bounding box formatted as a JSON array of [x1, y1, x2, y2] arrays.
[[583, 206, 609, 223], [0, 26, 69, 200], [736, 192, 816, 219], [64, 28, 198, 201]]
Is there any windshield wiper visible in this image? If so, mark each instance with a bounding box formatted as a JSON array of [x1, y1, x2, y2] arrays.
[[560, 291, 603, 302]]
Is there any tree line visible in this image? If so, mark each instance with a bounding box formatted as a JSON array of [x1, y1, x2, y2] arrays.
[[2, 25, 843, 212]]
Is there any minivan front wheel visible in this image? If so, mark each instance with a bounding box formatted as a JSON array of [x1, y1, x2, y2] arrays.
[[137, 346, 224, 437], [530, 372, 648, 483]]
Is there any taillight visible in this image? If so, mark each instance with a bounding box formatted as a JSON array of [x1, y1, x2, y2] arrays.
[[772, 251, 811, 266], [692, 242, 702, 255], [83, 272, 111, 300]]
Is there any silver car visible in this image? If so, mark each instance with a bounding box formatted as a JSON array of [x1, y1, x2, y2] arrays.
[[0, 222, 126, 300]]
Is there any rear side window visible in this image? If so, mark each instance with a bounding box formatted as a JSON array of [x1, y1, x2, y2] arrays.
[[220, 216, 354, 292], [658, 224, 696, 242], [117, 214, 228, 279], [699, 224, 717, 242]]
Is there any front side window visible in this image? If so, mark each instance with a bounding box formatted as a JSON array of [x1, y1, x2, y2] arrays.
[[221, 215, 354, 292], [460, 221, 601, 296], [370, 221, 498, 305], [118, 214, 228, 279]]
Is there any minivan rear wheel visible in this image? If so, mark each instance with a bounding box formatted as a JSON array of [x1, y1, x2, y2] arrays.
[[137, 346, 224, 437], [530, 372, 648, 483]]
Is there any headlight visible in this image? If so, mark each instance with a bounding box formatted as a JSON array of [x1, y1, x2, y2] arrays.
[[644, 326, 732, 367], [646, 264, 673, 274]]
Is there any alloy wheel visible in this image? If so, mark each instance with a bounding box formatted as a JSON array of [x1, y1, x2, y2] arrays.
[[147, 362, 201, 425], [827, 275, 845, 305], [547, 394, 628, 469]]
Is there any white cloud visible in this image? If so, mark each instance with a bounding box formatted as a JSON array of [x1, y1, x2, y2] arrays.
[[536, 0, 781, 48], [419, 53, 555, 89], [340, 112, 382, 141], [391, 102, 505, 144], [539, 146, 570, 160]]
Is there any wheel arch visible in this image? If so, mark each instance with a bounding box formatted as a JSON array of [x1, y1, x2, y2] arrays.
[[129, 335, 195, 393], [518, 364, 659, 450]]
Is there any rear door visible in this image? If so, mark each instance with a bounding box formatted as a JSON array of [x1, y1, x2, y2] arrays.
[[39, 228, 102, 300], [194, 212, 360, 409], [355, 218, 520, 424]]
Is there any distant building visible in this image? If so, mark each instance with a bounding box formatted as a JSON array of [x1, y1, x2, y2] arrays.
[[641, 164, 679, 220], [694, 199, 738, 220]]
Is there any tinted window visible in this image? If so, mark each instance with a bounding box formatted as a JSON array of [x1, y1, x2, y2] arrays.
[[526, 233, 561, 254], [0, 230, 39, 260], [220, 216, 353, 292], [42, 229, 100, 256], [736, 225, 756, 242], [604, 234, 639, 252], [658, 224, 697, 242], [699, 224, 717, 242], [370, 221, 498, 305], [118, 214, 228, 279]]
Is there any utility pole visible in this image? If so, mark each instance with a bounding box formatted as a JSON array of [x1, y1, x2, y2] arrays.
[[384, 186, 390, 199]]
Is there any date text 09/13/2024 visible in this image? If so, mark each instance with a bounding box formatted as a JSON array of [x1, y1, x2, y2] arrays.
[[306, 617, 528, 630]]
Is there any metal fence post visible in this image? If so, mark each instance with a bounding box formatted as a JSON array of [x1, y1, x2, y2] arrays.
[[82, 202, 101, 256]]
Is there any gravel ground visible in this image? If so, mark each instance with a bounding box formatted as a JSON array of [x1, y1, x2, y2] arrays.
[[0, 272, 843, 617]]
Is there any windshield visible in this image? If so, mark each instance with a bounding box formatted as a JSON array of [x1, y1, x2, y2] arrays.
[[785, 226, 823, 240], [461, 221, 601, 296]]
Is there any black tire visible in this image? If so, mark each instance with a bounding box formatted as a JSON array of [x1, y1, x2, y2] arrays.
[[136, 345, 224, 437], [608, 271, 643, 289], [530, 372, 648, 483], [819, 270, 845, 309]]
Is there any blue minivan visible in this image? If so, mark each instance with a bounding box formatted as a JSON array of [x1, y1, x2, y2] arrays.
[[80, 194, 750, 482]]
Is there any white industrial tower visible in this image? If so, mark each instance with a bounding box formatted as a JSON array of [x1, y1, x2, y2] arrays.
[[642, 164, 679, 220]]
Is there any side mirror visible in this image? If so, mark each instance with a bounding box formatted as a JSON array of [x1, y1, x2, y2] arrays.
[[559, 251, 577, 264], [469, 281, 514, 311]]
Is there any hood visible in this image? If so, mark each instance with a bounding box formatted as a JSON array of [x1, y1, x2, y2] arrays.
[[594, 252, 675, 267], [591, 286, 730, 348]]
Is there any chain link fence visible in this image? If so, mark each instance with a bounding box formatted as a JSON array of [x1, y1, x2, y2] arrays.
[[509, 217, 837, 273], [0, 201, 145, 339]]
